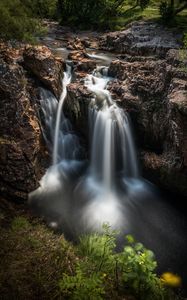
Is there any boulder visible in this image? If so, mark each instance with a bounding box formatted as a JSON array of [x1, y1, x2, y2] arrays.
[[65, 82, 92, 140], [23, 45, 64, 98], [100, 21, 181, 58], [68, 51, 97, 73], [0, 44, 61, 201], [107, 57, 187, 196]]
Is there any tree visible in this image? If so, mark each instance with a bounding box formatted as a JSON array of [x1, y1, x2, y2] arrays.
[[57, 0, 127, 28], [160, 0, 187, 22], [0, 0, 40, 41], [21, 0, 57, 18], [0, 0, 57, 41], [174, 0, 187, 15], [135, 0, 150, 10]]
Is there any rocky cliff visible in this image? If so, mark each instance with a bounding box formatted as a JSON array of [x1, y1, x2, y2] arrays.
[[0, 43, 64, 200]]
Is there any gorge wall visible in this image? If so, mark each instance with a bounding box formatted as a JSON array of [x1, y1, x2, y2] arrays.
[[0, 43, 64, 200]]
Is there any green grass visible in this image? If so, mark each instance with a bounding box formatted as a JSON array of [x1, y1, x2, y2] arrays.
[[108, 4, 187, 32]]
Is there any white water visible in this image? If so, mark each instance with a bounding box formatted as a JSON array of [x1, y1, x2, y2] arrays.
[[53, 64, 72, 165], [87, 53, 111, 62], [29, 45, 187, 293], [85, 67, 139, 190], [32, 61, 140, 230]]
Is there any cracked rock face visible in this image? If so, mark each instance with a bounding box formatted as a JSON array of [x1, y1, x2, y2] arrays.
[[107, 56, 187, 197], [23, 45, 64, 98], [0, 43, 63, 201]]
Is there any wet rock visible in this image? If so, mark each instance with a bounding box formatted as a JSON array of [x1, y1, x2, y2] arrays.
[[0, 44, 58, 201], [108, 57, 187, 196], [100, 21, 181, 58], [68, 50, 96, 73], [67, 37, 85, 50], [108, 59, 171, 149], [68, 50, 86, 61], [65, 82, 92, 140], [23, 45, 64, 98], [166, 78, 187, 167], [141, 151, 187, 197]]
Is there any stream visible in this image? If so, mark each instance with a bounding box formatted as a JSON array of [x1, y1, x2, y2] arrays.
[[29, 45, 187, 293]]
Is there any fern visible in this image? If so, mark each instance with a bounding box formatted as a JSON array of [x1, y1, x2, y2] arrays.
[[59, 225, 179, 300]]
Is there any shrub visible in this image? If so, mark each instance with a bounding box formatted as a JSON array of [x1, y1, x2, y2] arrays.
[[159, 1, 174, 23], [58, 0, 125, 29], [0, 0, 41, 42], [11, 216, 31, 231], [0, 0, 56, 42], [139, 0, 150, 10], [59, 224, 175, 300]]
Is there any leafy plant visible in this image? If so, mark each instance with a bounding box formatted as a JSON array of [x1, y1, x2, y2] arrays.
[[159, 0, 187, 23], [11, 216, 31, 231], [59, 224, 176, 300], [57, 0, 129, 29], [139, 0, 150, 10], [160, 1, 174, 22], [0, 0, 56, 41]]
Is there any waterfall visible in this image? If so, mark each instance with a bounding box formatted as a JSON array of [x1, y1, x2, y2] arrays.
[[53, 63, 72, 165], [30, 57, 139, 231], [85, 67, 139, 192], [29, 49, 187, 286]]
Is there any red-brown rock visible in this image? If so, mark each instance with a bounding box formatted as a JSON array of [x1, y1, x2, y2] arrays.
[[23, 45, 64, 98]]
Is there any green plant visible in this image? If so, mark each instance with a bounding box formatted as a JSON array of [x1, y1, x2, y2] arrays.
[[57, 0, 129, 29], [139, 0, 150, 10], [0, 0, 53, 42], [11, 216, 31, 231], [59, 224, 174, 300], [159, 0, 187, 23], [160, 1, 174, 22], [60, 270, 105, 300]]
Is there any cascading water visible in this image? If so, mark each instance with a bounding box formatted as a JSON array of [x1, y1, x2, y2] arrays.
[[85, 66, 139, 188], [29, 51, 187, 289], [77, 66, 140, 229], [53, 64, 72, 165]]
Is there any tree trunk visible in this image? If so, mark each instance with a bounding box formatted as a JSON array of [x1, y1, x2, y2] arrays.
[[174, 2, 187, 15]]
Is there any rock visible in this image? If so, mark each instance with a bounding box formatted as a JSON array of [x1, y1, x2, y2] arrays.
[[0, 43, 62, 201], [108, 59, 171, 149], [67, 37, 85, 50], [68, 51, 97, 73], [107, 57, 187, 196], [141, 151, 187, 197], [23, 45, 64, 98], [166, 78, 187, 168], [0, 42, 23, 64], [65, 82, 92, 140], [100, 21, 181, 58]]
